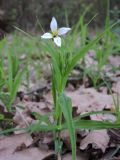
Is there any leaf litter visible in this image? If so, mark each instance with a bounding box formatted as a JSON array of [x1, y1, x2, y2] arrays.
[[1, 84, 120, 159], [0, 51, 120, 159], [8, 84, 119, 159]]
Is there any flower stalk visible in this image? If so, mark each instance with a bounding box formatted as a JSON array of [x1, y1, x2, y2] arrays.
[[41, 17, 76, 160]]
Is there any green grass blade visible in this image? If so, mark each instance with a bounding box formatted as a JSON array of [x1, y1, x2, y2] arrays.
[[65, 20, 120, 78], [0, 123, 57, 135], [0, 127, 27, 135], [9, 67, 25, 108], [7, 52, 13, 92], [62, 119, 120, 130], [29, 123, 58, 133], [74, 120, 120, 129], [59, 94, 76, 160], [14, 26, 33, 39]]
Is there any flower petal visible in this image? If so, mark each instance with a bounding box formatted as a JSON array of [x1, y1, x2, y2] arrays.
[[54, 37, 61, 47], [50, 17, 58, 32], [58, 27, 71, 36], [41, 32, 53, 39]]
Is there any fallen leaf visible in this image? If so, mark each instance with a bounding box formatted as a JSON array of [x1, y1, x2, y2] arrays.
[[80, 130, 109, 152], [66, 88, 113, 114], [108, 55, 120, 67], [13, 107, 33, 134], [112, 81, 120, 95], [0, 133, 33, 156], [0, 147, 53, 160], [0, 132, 53, 159], [44, 87, 114, 115], [63, 151, 88, 160], [14, 101, 53, 134], [90, 113, 116, 122]]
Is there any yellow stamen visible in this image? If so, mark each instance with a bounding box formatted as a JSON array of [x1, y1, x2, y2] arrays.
[[52, 30, 58, 36]]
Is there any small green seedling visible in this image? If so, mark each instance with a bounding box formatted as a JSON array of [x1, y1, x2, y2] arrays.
[[0, 46, 25, 112]]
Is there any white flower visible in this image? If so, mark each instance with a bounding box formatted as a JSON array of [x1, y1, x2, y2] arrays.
[[41, 17, 71, 47]]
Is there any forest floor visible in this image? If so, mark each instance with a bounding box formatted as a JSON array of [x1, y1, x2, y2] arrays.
[[0, 33, 120, 160]]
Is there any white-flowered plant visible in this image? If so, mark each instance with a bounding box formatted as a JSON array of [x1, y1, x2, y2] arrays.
[[41, 17, 71, 47]]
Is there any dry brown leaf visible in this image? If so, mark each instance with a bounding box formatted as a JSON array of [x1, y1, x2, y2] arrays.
[[23, 101, 51, 113], [0, 147, 53, 160], [44, 87, 117, 123], [77, 129, 89, 138], [43, 92, 53, 110], [0, 133, 33, 155], [66, 88, 113, 114], [112, 81, 120, 95], [13, 107, 33, 134], [14, 101, 53, 134], [44, 87, 114, 115], [0, 132, 53, 160], [90, 113, 116, 122], [108, 55, 120, 67], [63, 152, 88, 160], [38, 132, 53, 151], [80, 130, 109, 152], [29, 79, 48, 93]]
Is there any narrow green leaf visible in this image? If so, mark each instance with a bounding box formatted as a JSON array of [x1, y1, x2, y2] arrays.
[[29, 123, 58, 133], [7, 52, 13, 92], [65, 21, 120, 78], [32, 111, 54, 124], [62, 119, 120, 130], [59, 94, 76, 160], [75, 120, 120, 129], [0, 127, 27, 135], [14, 26, 33, 39], [75, 110, 113, 119]]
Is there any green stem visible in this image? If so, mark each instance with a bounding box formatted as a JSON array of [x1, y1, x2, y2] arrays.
[[54, 95, 63, 159], [53, 50, 67, 159], [55, 103, 63, 160]]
